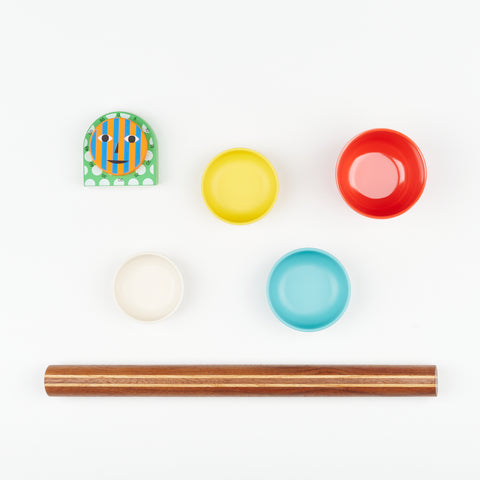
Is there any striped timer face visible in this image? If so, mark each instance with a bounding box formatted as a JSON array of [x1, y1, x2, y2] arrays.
[[89, 118, 148, 176]]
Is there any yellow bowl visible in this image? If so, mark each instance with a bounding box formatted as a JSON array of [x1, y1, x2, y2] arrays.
[[202, 148, 279, 224]]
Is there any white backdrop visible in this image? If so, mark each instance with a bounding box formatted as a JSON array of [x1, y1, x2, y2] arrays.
[[1, 0, 479, 477]]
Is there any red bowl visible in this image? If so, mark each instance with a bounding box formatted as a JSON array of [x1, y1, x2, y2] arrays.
[[336, 129, 426, 219]]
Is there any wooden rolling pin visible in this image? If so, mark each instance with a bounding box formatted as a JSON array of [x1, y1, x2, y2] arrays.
[[45, 365, 437, 396]]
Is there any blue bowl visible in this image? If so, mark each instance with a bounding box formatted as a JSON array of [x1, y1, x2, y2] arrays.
[[267, 248, 350, 331]]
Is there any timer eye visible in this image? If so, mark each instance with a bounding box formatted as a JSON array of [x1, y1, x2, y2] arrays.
[[98, 134, 112, 142], [125, 135, 139, 143]]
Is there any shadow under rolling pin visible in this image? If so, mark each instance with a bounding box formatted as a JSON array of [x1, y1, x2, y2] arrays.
[[45, 365, 437, 396]]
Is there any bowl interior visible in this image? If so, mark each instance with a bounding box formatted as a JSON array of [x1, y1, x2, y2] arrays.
[[267, 249, 350, 331], [114, 254, 183, 321], [202, 148, 278, 224], [336, 129, 426, 218]]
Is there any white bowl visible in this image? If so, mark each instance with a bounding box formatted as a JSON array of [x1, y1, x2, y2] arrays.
[[114, 253, 184, 321]]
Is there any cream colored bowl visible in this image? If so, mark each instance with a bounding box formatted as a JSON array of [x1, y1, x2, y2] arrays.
[[114, 253, 184, 321]]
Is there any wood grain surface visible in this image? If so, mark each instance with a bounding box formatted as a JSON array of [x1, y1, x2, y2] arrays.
[[44, 365, 438, 396]]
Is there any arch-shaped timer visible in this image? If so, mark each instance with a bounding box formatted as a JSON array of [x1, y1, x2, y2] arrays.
[[83, 112, 158, 186]]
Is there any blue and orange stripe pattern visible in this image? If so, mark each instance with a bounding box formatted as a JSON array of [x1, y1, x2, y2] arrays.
[[89, 118, 148, 176]]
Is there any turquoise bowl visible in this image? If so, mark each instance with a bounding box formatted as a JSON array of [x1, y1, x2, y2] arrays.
[[267, 248, 350, 331]]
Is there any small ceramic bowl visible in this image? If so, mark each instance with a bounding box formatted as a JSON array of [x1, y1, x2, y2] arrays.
[[202, 148, 279, 224], [114, 253, 183, 321], [267, 248, 350, 331], [336, 129, 427, 218]]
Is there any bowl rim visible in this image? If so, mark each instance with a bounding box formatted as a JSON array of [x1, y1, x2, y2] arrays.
[[113, 252, 184, 322], [201, 147, 279, 225], [335, 128, 427, 219], [266, 247, 351, 332]]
